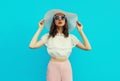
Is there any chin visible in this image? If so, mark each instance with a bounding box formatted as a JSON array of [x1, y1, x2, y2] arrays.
[[56, 24, 65, 27]]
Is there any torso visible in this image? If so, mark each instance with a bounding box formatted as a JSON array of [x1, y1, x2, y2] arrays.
[[47, 34, 73, 61], [46, 33, 74, 62]]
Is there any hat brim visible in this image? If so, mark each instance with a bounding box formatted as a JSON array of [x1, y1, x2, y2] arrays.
[[44, 9, 78, 32]]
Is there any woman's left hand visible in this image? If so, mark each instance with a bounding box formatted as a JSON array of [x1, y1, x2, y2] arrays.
[[76, 21, 83, 31]]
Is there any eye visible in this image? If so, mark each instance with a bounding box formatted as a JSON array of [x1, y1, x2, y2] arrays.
[[61, 16, 65, 20], [56, 16, 59, 19], [54, 16, 59, 20]]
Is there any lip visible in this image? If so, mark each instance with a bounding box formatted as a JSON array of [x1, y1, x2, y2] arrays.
[[58, 22, 62, 24]]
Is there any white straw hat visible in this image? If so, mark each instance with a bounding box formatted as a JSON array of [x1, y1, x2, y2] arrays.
[[44, 9, 78, 32]]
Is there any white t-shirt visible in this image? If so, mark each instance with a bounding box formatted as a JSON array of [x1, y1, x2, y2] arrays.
[[40, 33, 80, 59]]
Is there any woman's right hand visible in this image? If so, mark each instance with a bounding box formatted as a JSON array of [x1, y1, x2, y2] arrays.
[[38, 19, 45, 29]]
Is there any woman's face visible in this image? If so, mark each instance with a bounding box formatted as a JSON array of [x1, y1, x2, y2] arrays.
[[54, 13, 66, 27]]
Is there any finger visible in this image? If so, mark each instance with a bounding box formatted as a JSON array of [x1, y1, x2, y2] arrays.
[[77, 22, 82, 26], [76, 21, 80, 26], [39, 19, 44, 24], [76, 21, 79, 25], [40, 21, 43, 25], [41, 19, 45, 24], [76, 22, 78, 25]]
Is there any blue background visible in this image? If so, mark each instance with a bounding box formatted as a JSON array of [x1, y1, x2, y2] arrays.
[[0, 0, 120, 81]]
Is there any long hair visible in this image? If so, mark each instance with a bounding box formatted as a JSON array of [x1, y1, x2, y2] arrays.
[[48, 17, 69, 39]]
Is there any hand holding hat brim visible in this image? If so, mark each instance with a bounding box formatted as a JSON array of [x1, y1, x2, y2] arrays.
[[38, 19, 45, 29], [76, 21, 83, 31]]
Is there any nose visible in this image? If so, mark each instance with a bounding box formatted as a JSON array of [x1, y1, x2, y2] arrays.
[[58, 19, 62, 21]]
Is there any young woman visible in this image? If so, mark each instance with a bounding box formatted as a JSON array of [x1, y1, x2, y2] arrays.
[[29, 9, 92, 81]]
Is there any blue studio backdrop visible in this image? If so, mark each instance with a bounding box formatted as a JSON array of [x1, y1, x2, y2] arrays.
[[0, 0, 120, 81]]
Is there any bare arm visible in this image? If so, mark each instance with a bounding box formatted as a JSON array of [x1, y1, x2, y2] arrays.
[[29, 20, 45, 48], [76, 21, 92, 50]]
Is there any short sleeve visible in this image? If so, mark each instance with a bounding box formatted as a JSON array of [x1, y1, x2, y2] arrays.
[[70, 34, 80, 47], [40, 33, 49, 46]]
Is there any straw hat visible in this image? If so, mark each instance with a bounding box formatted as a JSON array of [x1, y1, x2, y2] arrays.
[[44, 9, 78, 32]]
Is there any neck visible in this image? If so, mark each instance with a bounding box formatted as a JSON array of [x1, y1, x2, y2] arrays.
[[57, 26, 63, 34]]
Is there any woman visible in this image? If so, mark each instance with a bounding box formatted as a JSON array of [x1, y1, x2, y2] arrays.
[[29, 9, 92, 81]]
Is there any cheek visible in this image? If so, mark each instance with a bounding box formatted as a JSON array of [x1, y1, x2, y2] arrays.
[[62, 21, 65, 25], [55, 20, 58, 25]]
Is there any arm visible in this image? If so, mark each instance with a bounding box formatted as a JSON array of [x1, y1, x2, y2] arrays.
[[76, 21, 92, 50], [29, 20, 45, 48]]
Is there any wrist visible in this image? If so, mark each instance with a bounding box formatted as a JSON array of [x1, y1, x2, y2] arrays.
[[78, 29, 83, 32], [38, 27, 43, 31]]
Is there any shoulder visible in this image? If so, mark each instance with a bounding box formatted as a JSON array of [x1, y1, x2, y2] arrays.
[[69, 34, 79, 41], [69, 34, 76, 38], [41, 33, 49, 39]]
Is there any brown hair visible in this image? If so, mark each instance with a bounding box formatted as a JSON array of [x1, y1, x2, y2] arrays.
[[48, 17, 69, 39]]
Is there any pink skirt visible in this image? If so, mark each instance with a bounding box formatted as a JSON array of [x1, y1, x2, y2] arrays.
[[46, 60, 73, 81]]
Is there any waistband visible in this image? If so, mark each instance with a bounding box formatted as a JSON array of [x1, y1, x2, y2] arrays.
[[49, 59, 70, 64]]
